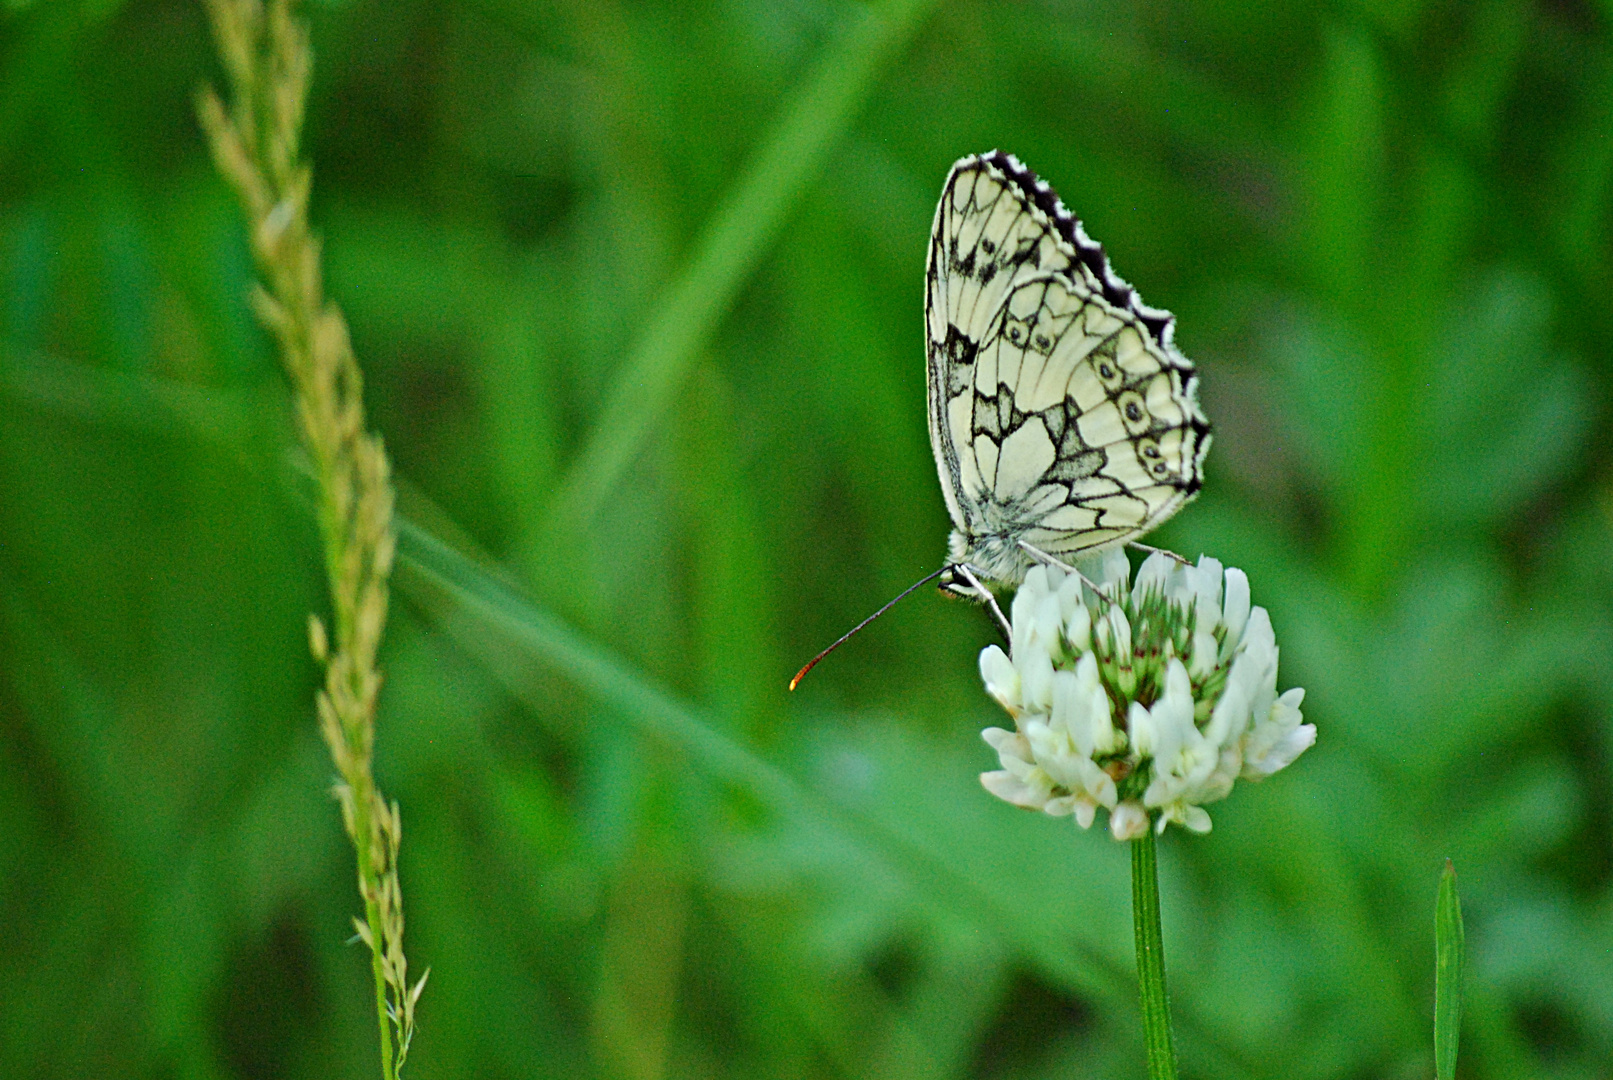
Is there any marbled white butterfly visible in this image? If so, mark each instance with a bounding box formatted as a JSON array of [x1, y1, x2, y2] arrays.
[[791, 152, 1211, 687], [927, 151, 1210, 603]]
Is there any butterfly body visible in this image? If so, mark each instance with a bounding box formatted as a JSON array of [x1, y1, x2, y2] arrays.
[[926, 152, 1210, 596]]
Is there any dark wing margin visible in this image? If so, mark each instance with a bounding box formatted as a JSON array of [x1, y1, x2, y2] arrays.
[[970, 151, 1179, 354], [967, 150, 1209, 498], [926, 151, 1212, 557]]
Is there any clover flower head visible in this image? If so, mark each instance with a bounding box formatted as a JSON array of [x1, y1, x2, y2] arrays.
[[978, 550, 1314, 838]]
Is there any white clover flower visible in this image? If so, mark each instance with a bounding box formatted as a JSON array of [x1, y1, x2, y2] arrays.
[[978, 552, 1314, 838]]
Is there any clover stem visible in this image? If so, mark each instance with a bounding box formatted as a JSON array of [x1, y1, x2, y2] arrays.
[[1132, 827, 1178, 1080]]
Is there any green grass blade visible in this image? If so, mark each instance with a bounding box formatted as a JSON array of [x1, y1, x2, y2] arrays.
[[0, 343, 264, 447], [395, 515, 819, 816], [546, 0, 936, 535], [1434, 858, 1465, 1080]]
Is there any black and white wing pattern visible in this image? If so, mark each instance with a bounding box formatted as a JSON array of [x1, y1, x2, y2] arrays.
[[926, 151, 1211, 590]]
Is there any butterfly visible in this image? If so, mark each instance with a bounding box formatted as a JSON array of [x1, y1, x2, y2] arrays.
[[926, 151, 1210, 602], [790, 152, 1211, 688]]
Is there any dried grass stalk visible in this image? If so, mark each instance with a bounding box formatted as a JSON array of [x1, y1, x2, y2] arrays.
[[197, 1, 425, 1075]]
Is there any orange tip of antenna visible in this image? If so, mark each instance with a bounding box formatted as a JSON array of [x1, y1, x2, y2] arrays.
[[788, 661, 814, 692]]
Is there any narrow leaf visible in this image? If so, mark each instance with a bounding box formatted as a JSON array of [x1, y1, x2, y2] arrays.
[[1434, 858, 1464, 1080], [546, 0, 936, 534]]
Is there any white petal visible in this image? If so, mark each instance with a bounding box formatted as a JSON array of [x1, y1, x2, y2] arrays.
[[980, 769, 1051, 810], [1189, 627, 1219, 680], [1183, 805, 1213, 833], [1010, 584, 1041, 655], [1042, 795, 1078, 817], [1026, 716, 1084, 791], [1241, 682, 1302, 769], [1193, 744, 1242, 804], [1143, 771, 1185, 808], [1204, 666, 1251, 747], [1233, 609, 1279, 720], [1020, 648, 1055, 713], [1194, 555, 1224, 604], [1158, 803, 1213, 834], [1221, 568, 1250, 652], [1065, 602, 1092, 654], [1189, 556, 1223, 628], [1078, 759, 1119, 808], [979, 646, 1021, 713], [1056, 571, 1084, 628], [1001, 750, 1040, 782], [1128, 699, 1156, 756], [1160, 659, 1194, 722], [1134, 550, 1174, 597], [1146, 660, 1196, 766], [1051, 670, 1091, 754], [981, 726, 1031, 764], [1110, 800, 1150, 841], [1034, 590, 1064, 657], [1103, 605, 1132, 657], [1244, 723, 1316, 778], [1076, 653, 1121, 754], [1241, 605, 1276, 659]]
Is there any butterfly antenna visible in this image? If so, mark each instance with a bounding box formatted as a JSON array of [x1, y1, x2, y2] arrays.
[[789, 566, 949, 690]]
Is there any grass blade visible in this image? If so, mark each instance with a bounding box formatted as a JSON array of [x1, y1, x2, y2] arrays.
[[546, 0, 936, 534], [1435, 858, 1464, 1080]]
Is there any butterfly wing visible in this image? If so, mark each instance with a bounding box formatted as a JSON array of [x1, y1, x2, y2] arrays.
[[925, 152, 1210, 582]]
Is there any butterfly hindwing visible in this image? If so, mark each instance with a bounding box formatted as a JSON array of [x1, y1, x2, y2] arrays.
[[926, 152, 1210, 586]]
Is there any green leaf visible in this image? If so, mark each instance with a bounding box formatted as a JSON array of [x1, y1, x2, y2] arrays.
[[1434, 859, 1465, 1080]]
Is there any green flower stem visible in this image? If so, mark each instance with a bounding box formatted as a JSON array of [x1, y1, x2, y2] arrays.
[[1132, 828, 1178, 1080]]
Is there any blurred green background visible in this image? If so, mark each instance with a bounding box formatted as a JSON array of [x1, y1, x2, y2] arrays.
[[3, 0, 1613, 1076]]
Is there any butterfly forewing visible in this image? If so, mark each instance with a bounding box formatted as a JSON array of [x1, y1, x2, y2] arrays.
[[926, 152, 1210, 588]]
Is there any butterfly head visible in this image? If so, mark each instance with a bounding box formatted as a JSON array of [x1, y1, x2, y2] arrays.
[[938, 557, 1010, 602], [940, 531, 993, 599], [937, 564, 977, 599]]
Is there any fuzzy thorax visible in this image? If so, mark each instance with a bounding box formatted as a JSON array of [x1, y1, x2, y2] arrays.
[[948, 528, 1042, 588]]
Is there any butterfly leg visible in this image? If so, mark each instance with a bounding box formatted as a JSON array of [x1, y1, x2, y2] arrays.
[[1017, 540, 1118, 608], [1127, 541, 1192, 566], [952, 563, 1012, 638]]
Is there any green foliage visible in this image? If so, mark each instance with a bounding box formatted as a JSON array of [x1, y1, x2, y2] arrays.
[[1436, 860, 1465, 1080], [2, 0, 1612, 1078]]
